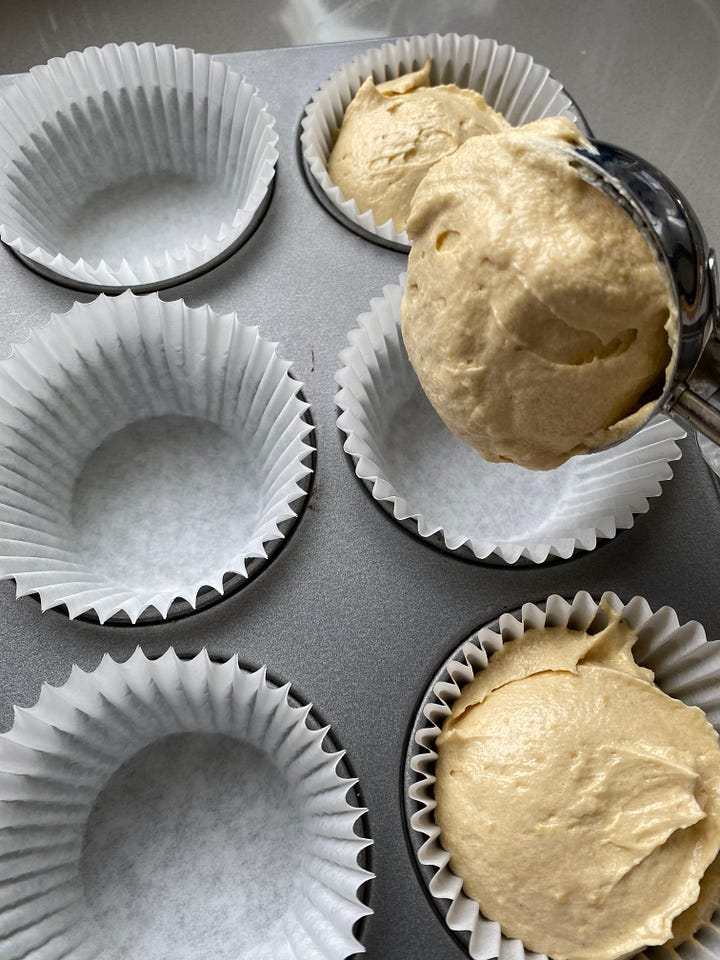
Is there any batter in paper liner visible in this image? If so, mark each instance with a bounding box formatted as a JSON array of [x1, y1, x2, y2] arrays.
[[435, 612, 720, 960], [401, 116, 676, 470], [327, 59, 508, 232]]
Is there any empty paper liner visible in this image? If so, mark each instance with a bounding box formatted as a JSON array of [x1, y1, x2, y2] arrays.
[[0, 42, 278, 291], [300, 33, 591, 249], [335, 277, 686, 564], [406, 591, 720, 960], [0, 648, 373, 960], [0, 292, 314, 623]]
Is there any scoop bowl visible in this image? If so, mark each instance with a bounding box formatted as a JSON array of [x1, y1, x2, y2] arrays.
[[570, 140, 720, 446]]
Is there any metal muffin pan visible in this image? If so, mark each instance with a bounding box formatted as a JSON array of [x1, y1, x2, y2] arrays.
[[0, 39, 719, 959]]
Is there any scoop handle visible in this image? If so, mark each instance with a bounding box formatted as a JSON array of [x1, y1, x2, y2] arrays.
[[670, 385, 720, 445]]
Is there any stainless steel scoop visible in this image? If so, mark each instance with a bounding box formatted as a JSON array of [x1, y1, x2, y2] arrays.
[[569, 139, 720, 446]]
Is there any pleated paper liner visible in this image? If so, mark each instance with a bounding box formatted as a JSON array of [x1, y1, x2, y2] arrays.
[[300, 33, 592, 251], [0, 292, 315, 624], [0, 648, 373, 960], [0, 42, 278, 293], [404, 591, 720, 960], [335, 276, 686, 565]]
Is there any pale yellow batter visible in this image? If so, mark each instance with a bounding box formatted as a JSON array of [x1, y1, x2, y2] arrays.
[[327, 60, 508, 232], [435, 614, 720, 960], [401, 116, 676, 470]]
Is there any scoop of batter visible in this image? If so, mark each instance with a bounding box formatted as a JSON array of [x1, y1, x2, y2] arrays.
[[327, 59, 508, 232], [435, 613, 720, 960], [401, 116, 676, 470]]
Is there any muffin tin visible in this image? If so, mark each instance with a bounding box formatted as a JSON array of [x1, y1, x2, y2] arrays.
[[1, 38, 719, 960]]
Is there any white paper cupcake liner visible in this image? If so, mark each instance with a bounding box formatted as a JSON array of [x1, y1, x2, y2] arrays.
[[335, 276, 686, 564], [0, 42, 279, 291], [0, 292, 314, 623], [407, 590, 720, 960], [300, 34, 591, 249], [0, 648, 373, 960]]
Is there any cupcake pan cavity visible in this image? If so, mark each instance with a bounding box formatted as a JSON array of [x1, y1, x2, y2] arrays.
[[0, 648, 373, 960], [405, 592, 720, 960], [336, 277, 686, 564], [0, 42, 279, 292], [300, 33, 592, 250], [0, 39, 719, 959], [0, 292, 314, 624]]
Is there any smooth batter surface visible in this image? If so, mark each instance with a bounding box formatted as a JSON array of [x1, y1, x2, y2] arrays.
[[327, 59, 508, 232], [435, 615, 720, 960], [401, 116, 676, 470]]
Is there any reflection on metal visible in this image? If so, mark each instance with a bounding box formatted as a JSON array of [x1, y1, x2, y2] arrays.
[[277, 0, 499, 46], [697, 391, 720, 477], [570, 141, 720, 448]]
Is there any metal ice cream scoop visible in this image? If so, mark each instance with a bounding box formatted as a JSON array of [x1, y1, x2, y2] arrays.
[[569, 139, 720, 446]]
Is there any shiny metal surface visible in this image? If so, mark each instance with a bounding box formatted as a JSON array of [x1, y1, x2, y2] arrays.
[[697, 391, 720, 476], [674, 385, 720, 446], [574, 141, 714, 386], [570, 140, 720, 443]]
